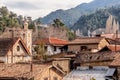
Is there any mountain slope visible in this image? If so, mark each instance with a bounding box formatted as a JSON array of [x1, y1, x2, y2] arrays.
[[73, 6, 120, 36], [40, 0, 120, 27]]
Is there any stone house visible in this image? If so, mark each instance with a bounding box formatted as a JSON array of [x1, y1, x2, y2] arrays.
[[0, 37, 31, 63], [0, 21, 32, 53], [68, 37, 106, 53], [33, 37, 68, 55], [67, 37, 120, 53]]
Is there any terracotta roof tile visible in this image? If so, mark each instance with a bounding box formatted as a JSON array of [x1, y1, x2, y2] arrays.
[[69, 37, 103, 44], [34, 37, 68, 46], [0, 63, 50, 78], [110, 52, 120, 67], [107, 45, 120, 51], [105, 38, 120, 45], [49, 38, 68, 45]]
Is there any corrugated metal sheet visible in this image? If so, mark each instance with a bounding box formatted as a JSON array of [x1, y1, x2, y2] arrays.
[[105, 68, 116, 76], [63, 67, 115, 80]]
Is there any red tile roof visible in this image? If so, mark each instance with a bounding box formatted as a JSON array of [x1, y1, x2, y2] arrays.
[[34, 38, 49, 45], [110, 52, 120, 66], [105, 38, 120, 45], [49, 38, 68, 45], [34, 37, 68, 46], [107, 45, 120, 51], [69, 37, 103, 44]]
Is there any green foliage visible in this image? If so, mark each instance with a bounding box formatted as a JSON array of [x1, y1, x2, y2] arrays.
[[0, 6, 35, 33], [0, 6, 9, 16], [0, 6, 22, 32], [28, 22, 34, 29], [52, 18, 75, 41], [73, 6, 120, 36], [67, 30, 76, 41], [34, 42, 47, 60], [90, 77, 96, 80], [52, 18, 65, 27]]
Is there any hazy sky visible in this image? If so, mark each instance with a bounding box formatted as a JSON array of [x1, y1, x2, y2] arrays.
[[0, 0, 93, 19]]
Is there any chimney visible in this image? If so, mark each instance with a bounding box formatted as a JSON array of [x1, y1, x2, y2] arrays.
[[24, 21, 28, 30]]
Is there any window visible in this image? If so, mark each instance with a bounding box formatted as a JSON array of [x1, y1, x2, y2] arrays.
[[23, 33, 25, 38], [53, 77, 58, 80], [17, 46, 20, 51], [44, 77, 48, 80], [81, 46, 87, 51], [89, 56, 92, 59], [54, 46, 56, 51]]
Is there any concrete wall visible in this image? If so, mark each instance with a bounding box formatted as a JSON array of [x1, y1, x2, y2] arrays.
[[47, 45, 61, 55]]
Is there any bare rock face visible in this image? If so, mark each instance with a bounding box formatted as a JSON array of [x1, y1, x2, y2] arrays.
[[106, 15, 119, 34]]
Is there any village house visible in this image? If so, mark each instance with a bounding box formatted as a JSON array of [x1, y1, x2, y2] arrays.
[[67, 37, 108, 53], [0, 37, 31, 63], [0, 63, 66, 80], [0, 21, 32, 53], [67, 37, 120, 53], [33, 37, 68, 55]]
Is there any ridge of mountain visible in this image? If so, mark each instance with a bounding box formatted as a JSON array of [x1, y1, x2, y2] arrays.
[[39, 0, 120, 28]]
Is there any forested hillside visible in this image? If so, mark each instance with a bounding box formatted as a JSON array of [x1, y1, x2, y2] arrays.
[[73, 6, 120, 35]]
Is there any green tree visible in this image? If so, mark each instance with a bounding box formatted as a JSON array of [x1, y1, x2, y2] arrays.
[[67, 31, 76, 41], [0, 6, 9, 16], [28, 22, 35, 29], [53, 18, 65, 27], [34, 42, 47, 60]]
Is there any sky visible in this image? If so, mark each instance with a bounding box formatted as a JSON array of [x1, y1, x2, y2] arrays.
[[0, 0, 93, 20]]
